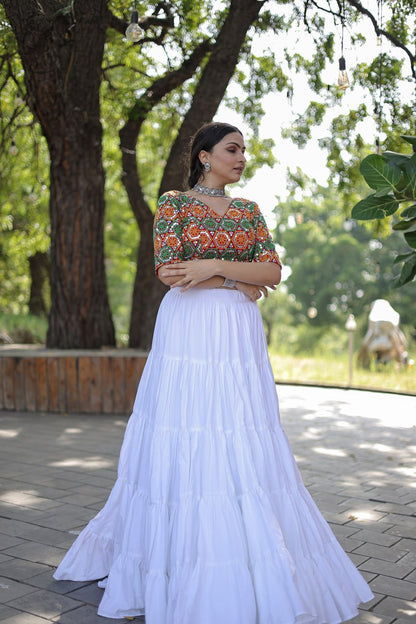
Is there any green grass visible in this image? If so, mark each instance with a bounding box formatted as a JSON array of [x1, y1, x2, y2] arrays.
[[0, 313, 47, 344], [270, 353, 416, 395]]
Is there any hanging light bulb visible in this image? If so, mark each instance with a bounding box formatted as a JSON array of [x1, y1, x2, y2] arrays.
[[8, 140, 18, 156], [125, 7, 142, 42], [338, 56, 350, 90]]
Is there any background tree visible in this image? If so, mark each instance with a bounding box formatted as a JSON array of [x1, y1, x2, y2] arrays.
[[276, 182, 414, 343], [1, 0, 115, 348], [0, 0, 414, 349]]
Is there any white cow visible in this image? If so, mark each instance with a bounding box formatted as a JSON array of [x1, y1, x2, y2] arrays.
[[358, 299, 406, 368]]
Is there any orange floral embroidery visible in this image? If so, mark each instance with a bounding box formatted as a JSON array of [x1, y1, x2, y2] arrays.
[[187, 224, 201, 240], [192, 204, 206, 218], [232, 231, 249, 249], [162, 204, 176, 219], [198, 231, 211, 247], [214, 231, 231, 249], [166, 234, 181, 249], [227, 208, 242, 220]]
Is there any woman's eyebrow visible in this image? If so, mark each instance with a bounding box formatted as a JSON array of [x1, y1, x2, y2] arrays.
[[225, 141, 246, 150]]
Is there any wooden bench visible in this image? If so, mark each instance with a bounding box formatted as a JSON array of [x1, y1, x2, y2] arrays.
[[0, 346, 148, 414]]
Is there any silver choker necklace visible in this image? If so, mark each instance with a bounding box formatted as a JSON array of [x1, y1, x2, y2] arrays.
[[192, 183, 227, 197]]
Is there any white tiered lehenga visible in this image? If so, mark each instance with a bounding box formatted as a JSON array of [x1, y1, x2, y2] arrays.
[[54, 286, 373, 623]]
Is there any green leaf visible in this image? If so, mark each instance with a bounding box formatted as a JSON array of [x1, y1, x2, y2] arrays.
[[401, 135, 416, 147], [402, 154, 416, 198], [359, 154, 402, 192], [392, 216, 416, 231], [383, 151, 411, 167], [394, 252, 414, 263], [404, 230, 416, 249], [397, 253, 416, 286], [351, 194, 399, 220], [374, 187, 394, 197], [401, 204, 416, 218]]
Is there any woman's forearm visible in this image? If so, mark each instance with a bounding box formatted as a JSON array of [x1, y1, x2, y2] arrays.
[[157, 272, 225, 290], [213, 259, 281, 287], [158, 258, 281, 290]]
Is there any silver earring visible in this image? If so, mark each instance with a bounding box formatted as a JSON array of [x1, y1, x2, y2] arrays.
[[203, 162, 211, 172]]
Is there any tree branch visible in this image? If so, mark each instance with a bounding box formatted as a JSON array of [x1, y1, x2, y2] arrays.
[[308, 0, 415, 78], [119, 38, 213, 227]]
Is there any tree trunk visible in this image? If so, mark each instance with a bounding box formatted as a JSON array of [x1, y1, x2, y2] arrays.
[[2, 0, 115, 348], [28, 251, 50, 316]]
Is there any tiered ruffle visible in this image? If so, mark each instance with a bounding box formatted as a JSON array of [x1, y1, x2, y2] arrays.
[[54, 288, 373, 622]]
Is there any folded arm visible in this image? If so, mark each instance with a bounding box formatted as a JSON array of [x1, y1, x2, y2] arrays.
[[158, 258, 281, 290]]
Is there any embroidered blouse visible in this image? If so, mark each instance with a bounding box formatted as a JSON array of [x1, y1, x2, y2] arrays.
[[153, 190, 282, 274]]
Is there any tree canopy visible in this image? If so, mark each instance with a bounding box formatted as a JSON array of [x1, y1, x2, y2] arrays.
[[0, 0, 415, 348]]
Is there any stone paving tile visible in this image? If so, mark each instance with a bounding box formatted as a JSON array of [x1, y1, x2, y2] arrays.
[[352, 542, 410, 563], [55, 495, 105, 508], [0, 494, 59, 513], [26, 572, 92, 596], [372, 595, 416, 619], [51, 603, 140, 623], [1, 612, 50, 623], [386, 525, 416, 540], [348, 611, 394, 624], [351, 529, 403, 548], [369, 575, 416, 600], [0, 535, 25, 551], [1, 483, 68, 502], [28, 509, 95, 533], [5, 589, 82, 620], [10, 526, 73, 550], [0, 577, 37, 602], [404, 569, 416, 583], [2, 543, 66, 569], [65, 583, 103, 607], [359, 557, 416, 579], [0, 559, 51, 582], [334, 536, 365, 554], [0, 604, 26, 621], [0, 505, 47, 524]]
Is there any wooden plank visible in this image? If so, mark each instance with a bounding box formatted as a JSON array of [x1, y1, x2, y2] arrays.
[[0, 359, 4, 410], [78, 357, 91, 413], [101, 357, 114, 414], [58, 357, 67, 412], [36, 357, 48, 411], [24, 359, 37, 411], [88, 357, 102, 414], [47, 358, 60, 412], [124, 357, 140, 413], [3, 358, 16, 410], [14, 357, 26, 411], [112, 357, 125, 414], [66, 357, 79, 413]]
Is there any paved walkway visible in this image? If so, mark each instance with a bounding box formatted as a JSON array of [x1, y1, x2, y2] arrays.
[[0, 385, 415, 624]]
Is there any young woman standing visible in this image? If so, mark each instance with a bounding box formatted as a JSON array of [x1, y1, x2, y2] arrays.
[[54, 122, 373, 623]]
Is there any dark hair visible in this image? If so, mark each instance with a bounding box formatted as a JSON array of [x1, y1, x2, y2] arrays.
[[187, 122, 242, 188]]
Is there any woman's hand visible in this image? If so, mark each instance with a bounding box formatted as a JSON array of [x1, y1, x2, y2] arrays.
[[235, 282, 269, 301], [160, 259, 219, 290]]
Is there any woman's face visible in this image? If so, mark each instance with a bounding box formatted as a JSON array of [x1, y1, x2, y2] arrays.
[[199, 132, 246, 186]]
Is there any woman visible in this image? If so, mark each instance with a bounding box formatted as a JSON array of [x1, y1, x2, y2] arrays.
[[54, 122, 373, 622]]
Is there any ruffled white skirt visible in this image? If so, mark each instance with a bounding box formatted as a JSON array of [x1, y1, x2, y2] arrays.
[[54, 288, 373, 623]]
